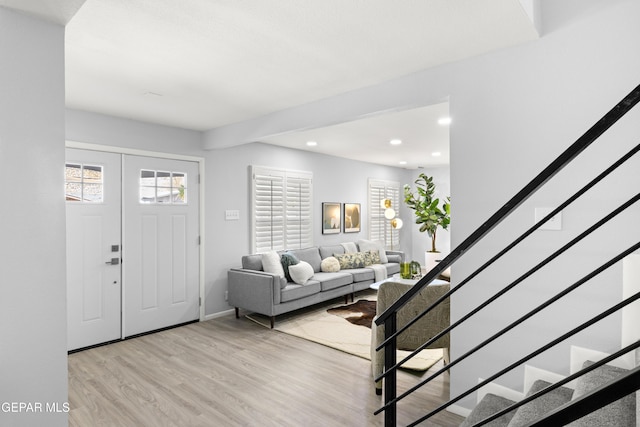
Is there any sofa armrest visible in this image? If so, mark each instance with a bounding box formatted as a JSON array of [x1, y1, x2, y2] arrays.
[[228, 268, 282, 315], [385, 250, 405, 263]]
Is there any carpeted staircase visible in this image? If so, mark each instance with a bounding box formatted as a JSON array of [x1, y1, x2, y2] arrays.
[[461, 359, 637, 426]]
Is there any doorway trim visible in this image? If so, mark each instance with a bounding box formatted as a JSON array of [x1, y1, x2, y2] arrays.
[[66, 140, 206, 322]]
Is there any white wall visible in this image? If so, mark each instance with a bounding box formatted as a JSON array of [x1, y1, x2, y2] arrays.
[[445, 0, 640, 407], [66, 109, 203, 155], [0, 9, 68, 426], [65, 111, 415, 317], [202, 0, 640, 410], [203, 142, 413, 315], [57, 0, 640, 415]]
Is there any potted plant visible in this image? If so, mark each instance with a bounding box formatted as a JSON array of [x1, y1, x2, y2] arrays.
[[403, 173, 451, 271]]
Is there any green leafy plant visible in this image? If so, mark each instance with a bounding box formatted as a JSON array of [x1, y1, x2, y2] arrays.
[[403, 173, 451, 253]]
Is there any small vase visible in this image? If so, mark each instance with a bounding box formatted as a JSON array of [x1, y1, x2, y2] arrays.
[[400, 262, 412, 279]]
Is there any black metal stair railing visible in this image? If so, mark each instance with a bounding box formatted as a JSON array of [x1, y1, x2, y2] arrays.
[[375, 144, 640, 395], [373, 83, 640, 426]]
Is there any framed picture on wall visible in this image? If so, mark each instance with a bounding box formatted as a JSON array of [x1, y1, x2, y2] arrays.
[[343, 203, 361, 233], [322, 202, 341, 234]]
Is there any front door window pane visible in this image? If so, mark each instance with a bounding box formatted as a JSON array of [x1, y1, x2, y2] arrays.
[[139, 169, 187, 205], [65, 163, 103, 203]]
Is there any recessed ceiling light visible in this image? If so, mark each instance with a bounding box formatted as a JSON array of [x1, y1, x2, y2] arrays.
[[389, 139, 402, 145], [399, 161, 407, 165], [432, 152, 442, 157], [438, 117, 452, 126], [306, 141, 317, 147]]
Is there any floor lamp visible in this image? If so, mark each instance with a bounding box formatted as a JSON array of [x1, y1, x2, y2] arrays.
[[381, 198, 403, 250]]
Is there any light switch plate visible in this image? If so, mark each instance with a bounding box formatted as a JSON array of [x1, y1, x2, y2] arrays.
[[535, 207, 562, 230], [225, 209, 240, 221]]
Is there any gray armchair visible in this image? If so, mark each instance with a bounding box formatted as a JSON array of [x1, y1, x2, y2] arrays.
[[371, 280, 450, 393]]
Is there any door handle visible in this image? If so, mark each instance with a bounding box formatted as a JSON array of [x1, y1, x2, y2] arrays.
[[105, 258, 120, 265]]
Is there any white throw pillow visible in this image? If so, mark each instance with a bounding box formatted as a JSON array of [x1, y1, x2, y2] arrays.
[[341, 242, 358, 254], [321, 256, 340, 272], [261, 250, 285, 278], [288, 261, 315, 284], [358, 239, 388, 264]]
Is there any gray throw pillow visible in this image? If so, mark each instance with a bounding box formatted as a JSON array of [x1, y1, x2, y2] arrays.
[[280, 252, 300, 282]]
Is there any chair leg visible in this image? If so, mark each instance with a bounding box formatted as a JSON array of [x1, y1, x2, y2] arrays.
[[270, 316, 275, 329]]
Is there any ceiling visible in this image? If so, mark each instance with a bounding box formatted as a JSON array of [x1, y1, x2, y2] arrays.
[[1, 0, 539, 168]]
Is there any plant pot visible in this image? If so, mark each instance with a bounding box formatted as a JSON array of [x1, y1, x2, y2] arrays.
[[424, 251, 444, 275]]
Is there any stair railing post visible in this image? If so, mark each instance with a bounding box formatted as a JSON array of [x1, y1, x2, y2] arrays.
[[384, 313, 397, 426]]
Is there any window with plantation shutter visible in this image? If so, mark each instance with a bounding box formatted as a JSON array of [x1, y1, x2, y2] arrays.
[[368, 178, 400, 250], [251, 166, 313, 253]]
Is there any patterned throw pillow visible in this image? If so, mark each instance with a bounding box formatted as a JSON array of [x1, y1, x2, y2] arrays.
[[358, 239, 388, 264], [334, 252, 367, 269], [365, 250, 381, 265], [280, 252, 300, 282]]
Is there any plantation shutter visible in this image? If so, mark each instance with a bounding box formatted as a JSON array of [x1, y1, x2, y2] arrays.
[[252, 166, 313, 253], [253, 168, 285, 253], [285, 172, 313, 249], [368, 179, 400, 250]]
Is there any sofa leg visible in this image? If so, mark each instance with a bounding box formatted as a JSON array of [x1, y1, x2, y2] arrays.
[[235, 307, 240, 319], [344, 295, 349, 304], [270, 316, 275, 329]]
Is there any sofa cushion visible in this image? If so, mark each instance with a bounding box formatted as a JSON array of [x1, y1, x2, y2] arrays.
[[312, 272, 353, 291], [288, 247, 322, 272], [241, 254, 264, 271], [341, 242, 358, 253], [334, 252, 367, 269], [262, 250, 285, 278], [280, 281, 321, 302], [321, 257, 340, 272], [319, 244, 344, 260], [385, 262, 400, 276], [358, 239, 388, 263], [280, 252, 300, 282], [289, 261, 315, 285], [342, 267, 375, 282]]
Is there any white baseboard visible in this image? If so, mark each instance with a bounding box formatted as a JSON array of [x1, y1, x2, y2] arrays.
[[570, 345, 633, 373], [476, 378, 524, 404], [524, 364, 573, 392], [204, 309, 235, 322]]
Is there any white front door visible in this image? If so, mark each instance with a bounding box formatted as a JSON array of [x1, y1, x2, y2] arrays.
[[66, 149, 122, 351], [122, 155, 200, 337]]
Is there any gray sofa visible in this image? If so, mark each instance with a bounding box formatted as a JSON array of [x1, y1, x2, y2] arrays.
[[228, 242, 404, 328]]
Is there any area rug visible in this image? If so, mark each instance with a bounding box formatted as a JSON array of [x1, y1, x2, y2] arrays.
[[246, 294, 443, 371]]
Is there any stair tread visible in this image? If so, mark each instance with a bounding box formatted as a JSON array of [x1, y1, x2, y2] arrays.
[[508, 380, 573, 426], [567, 361, 636, 427], [460, 393, 517, 427]]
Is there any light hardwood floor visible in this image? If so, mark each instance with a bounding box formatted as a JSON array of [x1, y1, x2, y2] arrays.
[[68, 310, 464, 426]]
